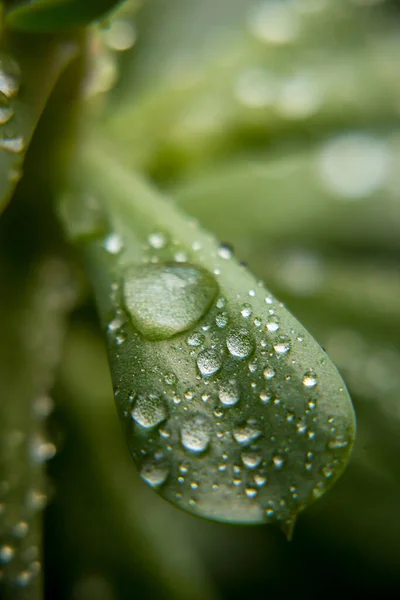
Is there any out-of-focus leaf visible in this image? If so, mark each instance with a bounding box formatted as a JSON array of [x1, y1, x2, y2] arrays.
[[58, 140, 356, 535], [99, 0, 399, 180], [0, 259, 78, 598], [6, 0, 123, 32], [0, 34, 78, 214], [173, 131, 400, 255]]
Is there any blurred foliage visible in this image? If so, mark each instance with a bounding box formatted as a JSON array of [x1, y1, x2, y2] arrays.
[[1, 0, 400, 599]]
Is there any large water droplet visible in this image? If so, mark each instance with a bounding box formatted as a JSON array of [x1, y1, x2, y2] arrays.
[[226, 329, 254, 358], [123, 263, 218, 340], [197, 348, 222, 377], [181, 415, 211, 453], [131, 394, 168, 428]]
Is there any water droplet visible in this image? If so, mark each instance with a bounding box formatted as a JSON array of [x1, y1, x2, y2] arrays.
[[241, 303, 252, 318], [12, 521, 29, 539], [233, 423, 262, 445], [218, 379, 240, 406], [318, 133, 389, 199], [123, 264, 218, 340], [0, 135, 24, 153], [259, 391, 272, 404], [148, 232, 167, 249], [263, 366, 276, 380], [248, 0, 300, 45], [215, 312, 229, 328], [266, 316, 280, 333], [245, 487, 258, 499], [328, 436, 350, 450], [272, 455, 285, 469], [217, 243, 233, 259], [227, 330, 254, 358], [104, 232, 123, 254], [181, 415, 211, 453], [186, 332, 205, 347], [0, 56, 20, 97], [254, 474, 267, 487], [30, 436, 56, 463], [302, 370, 318, 388], [104, 18, 136, 52], [197, 348, 222, 377], [131, 394, 168, 428], [0, 545, 14, 564], [274, 337, 291, 355], [241, 452, 262, 469], [322, 466, 333, 478], [140, 460, 169, 487], [0, 94, 13, 125]]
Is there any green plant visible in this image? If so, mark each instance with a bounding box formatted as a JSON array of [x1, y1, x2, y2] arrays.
[[1, 1, 399, 599]]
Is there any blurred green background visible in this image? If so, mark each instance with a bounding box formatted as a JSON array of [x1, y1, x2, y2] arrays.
[[1, 0, 400, 598]]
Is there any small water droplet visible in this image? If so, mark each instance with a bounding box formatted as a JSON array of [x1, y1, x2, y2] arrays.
[[245, 487, 258, 499], [197, 348, 222, 377], [227, 329, 254, 358], [148, 232, 167, 249], [302, 370, 318, 388], [0, 545, 14, 564], [322, 466, 333, 478], [181, 415, 211, 453], [0, 135, 24, 153], [218, 379, 240, 406], [241, 452, 262, 469], [217, 243, 234, 259], [131, 394, 168, 428], [272, 455, 285, 469], [263, 366, 276, 380], [233, 423, 262, 445], [104, 232, 123, 254], [248, 1, 300, 45], [274, 337, 291, 355], [123, 264, 218, 340], [0, 95, 13, 125], [186, 332, 205, 347], [328, 436, 350, 450], [241, 303, 252, 318], [104, 18, 136, 52], [254, 473, 267, 487], [0, 56, 20, 97], [215, 312, 229, 328], [266, 316, 280, 333], [140, 460, 169, 487]]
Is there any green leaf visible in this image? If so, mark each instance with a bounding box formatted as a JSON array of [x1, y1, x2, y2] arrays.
[[59, 139, 356, 534], [0, 258, 77, 596], [6, 0, 123, 32], [0, 34, 79, 214]]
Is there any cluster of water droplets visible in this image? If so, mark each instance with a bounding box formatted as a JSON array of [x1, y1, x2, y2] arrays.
[[101, 227, 354, 527], [0, 54, 24, 156]]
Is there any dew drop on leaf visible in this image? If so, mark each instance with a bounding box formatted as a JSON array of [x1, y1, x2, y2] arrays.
[[123, 263, 218, 340], [131, 394, 168, 429]]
